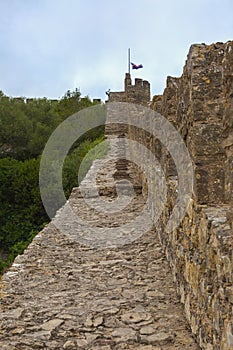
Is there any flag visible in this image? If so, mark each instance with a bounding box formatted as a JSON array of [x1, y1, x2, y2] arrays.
[[131, 62, 143, 70]]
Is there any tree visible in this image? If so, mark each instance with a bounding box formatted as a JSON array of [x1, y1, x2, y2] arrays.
[[0, 88, 105, 275]]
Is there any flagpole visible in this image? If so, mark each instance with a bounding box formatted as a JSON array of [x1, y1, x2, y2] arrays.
[[128, 48, 131, 74]]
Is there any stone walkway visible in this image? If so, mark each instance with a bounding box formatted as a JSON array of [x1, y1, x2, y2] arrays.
[[0, 138, 200, 350]]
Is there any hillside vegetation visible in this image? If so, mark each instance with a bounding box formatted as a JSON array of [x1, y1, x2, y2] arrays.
[[0, 89, 106, 274]]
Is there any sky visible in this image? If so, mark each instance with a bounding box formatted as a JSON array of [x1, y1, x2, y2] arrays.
[[0, 0, 232, 101]]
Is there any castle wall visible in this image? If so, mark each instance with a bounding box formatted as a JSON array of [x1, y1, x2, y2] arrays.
[[223, 41, 233, 227], [108, 73, 150, 106], [122, 41, 233, 350], [0, 41, 232, 350]]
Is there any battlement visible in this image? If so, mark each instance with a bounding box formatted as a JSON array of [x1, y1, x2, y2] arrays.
[[0, 40, 232, 350], [108, 73, 150, 106]]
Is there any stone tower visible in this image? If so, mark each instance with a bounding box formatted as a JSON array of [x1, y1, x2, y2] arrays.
[[107, 73, 151, 106]]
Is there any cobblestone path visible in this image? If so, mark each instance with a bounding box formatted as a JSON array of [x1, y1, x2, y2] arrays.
[[0, 140, 200, 350]]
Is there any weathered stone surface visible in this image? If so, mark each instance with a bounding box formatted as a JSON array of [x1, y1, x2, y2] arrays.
[[111, 327, 137, 341], [140, 331, 174, 345], [0, 150, 199, 349], [121, 311, 152, 324], [140, 326, 158, 335], [108, 73, 150, 106], [63, 340, 76, 349], [108, 40, 233, 350], [41, 318, 64, 331], [147, 41, 233, 350], [0, 40, 232, 350]]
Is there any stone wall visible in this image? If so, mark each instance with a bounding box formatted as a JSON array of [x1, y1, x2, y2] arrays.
[[0, 41, 231, 350], [223, 42, 233, 227], [124, 41, 233, 350], [108, 73, 150, 106]]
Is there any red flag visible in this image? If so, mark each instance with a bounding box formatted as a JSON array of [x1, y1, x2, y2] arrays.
[[131, 62, 143, 70]]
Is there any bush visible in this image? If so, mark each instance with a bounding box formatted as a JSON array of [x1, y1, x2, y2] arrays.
[[0, 90, 105, 276]]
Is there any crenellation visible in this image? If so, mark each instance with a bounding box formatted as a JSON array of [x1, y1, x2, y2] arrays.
[[124, 72, 132, 89], [108, 72, 151, 106], [150, 94, 163, 113], [135, 78, 143, 86], [0, 40, 232, 350], [121, 40, 232, 350]]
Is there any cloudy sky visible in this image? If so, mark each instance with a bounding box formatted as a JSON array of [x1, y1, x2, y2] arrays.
[[0, 0, 232, 100]]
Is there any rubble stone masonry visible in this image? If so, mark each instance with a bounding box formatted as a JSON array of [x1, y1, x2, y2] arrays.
[[0, 41, 232, 350], [134, 41, 233, 349]]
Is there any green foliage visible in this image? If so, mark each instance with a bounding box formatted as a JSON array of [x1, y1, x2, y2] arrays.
[[0, 258, 6, 273], [0, 89, 105, 275], [0, 98, 33, 158], [63, 135, 109, 196], [0, 157, 47, 255], [53, 89, 95, 120], [0, 89, 103, 160]]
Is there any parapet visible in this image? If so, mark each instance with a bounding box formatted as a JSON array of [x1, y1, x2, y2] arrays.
[[108, 73, 151, 106]]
